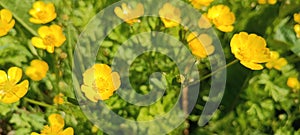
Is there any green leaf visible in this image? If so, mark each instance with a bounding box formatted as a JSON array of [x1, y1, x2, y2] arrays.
[[0, 36, 32, 66]]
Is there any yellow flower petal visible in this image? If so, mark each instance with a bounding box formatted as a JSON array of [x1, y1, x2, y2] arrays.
[[31, 37, 47, 49], [240, 61, 264, 70], [112, 72, 121, 90], [51, 25, 66, 47], [61, 127, 74, 135], [0, 70, 8, 83], [7, 67, 22, 84], [0, 9, 13, 22], [48, 114, 65, 130], [46, 46, 55, 53], [93, 64, 112, 78], [114, 3, 144, 25], [30, 132, 40, 135], [159, 3, 181, 28], [294, 13, 300, 24], [287, 77, 300, 89], [82, 68, 95, 86], [81, 85, 100, 102], [12, 80, 29, 98], [216, 25, 234, 32], [198, 15, 212, 29], [37, 26, 50, 38], [294, 24, 300, 38], [1, 91, 20, 103]]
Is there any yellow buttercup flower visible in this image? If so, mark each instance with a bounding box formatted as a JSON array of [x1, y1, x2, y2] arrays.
[[294, 13, 300, 24], [206, 5, 235, 32], [0, 9, 15, 37], [91, 125, 99, 133], [187, 32, 215, 58], [265, 51, 287, 70], [189, 0, 214, 9], [258, 0, 277, 5], [159, 3, 181, 28], [287, 77, 300, 90], [26, 59, 49, 81], [53, 93, 64, 105], [29, 1, 57, 24], [81, 64, 121, 102], [230, 32, 271, 70], [294, 24, 300, 38], [31, 114, 74, 135], [31, 25, 66, 53], [114, 3, 144, 25], [0, 67, 29, 104]]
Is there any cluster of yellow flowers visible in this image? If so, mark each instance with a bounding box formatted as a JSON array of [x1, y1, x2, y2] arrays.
[[29, 1, 66, 53], [0, 1, 65, 104], [294, 13, 300, 38], [114, 2, 234, 59], [257, 0, 277, 5]]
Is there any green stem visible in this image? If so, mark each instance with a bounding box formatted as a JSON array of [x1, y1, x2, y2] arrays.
[[199, 59, 239, 82], [23, 97, 54, 108]]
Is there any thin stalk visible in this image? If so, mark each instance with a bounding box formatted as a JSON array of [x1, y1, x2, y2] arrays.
[[199, 59, 239, 82], [24, 97, 54, 108]]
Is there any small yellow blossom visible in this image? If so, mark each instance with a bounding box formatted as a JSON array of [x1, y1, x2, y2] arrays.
[[206, 5, 235, 32], [294, 24, 300, 38], [29, 1, 57, 24], [294, 13, 300, 24], [114, 3, 144, 25], [287, 77, 300, 90], [31, 25, 66, 53], [53, 93, 64, 105], [0, 67, 29, 103], [258, 0, 277, 5], [31, 114, 74, 135], [0, 9, 15, 37], [265, 51, 287, 70], [26, 59, 49, 81], [198, 15, 212, 29], [230, 32, 271, 70], [187, 32, 215, 58], [91, 125, 99, 133], [159, 3, 181, 28], [189, 0, 214, 9], [81, 64, 121, 102]]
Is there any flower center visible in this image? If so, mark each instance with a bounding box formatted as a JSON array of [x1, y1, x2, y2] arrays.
[[41, 126, 62, 135], [37, 11, 48, 20], [0, 81, 14, 97], [43, 35, 56, 46]]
